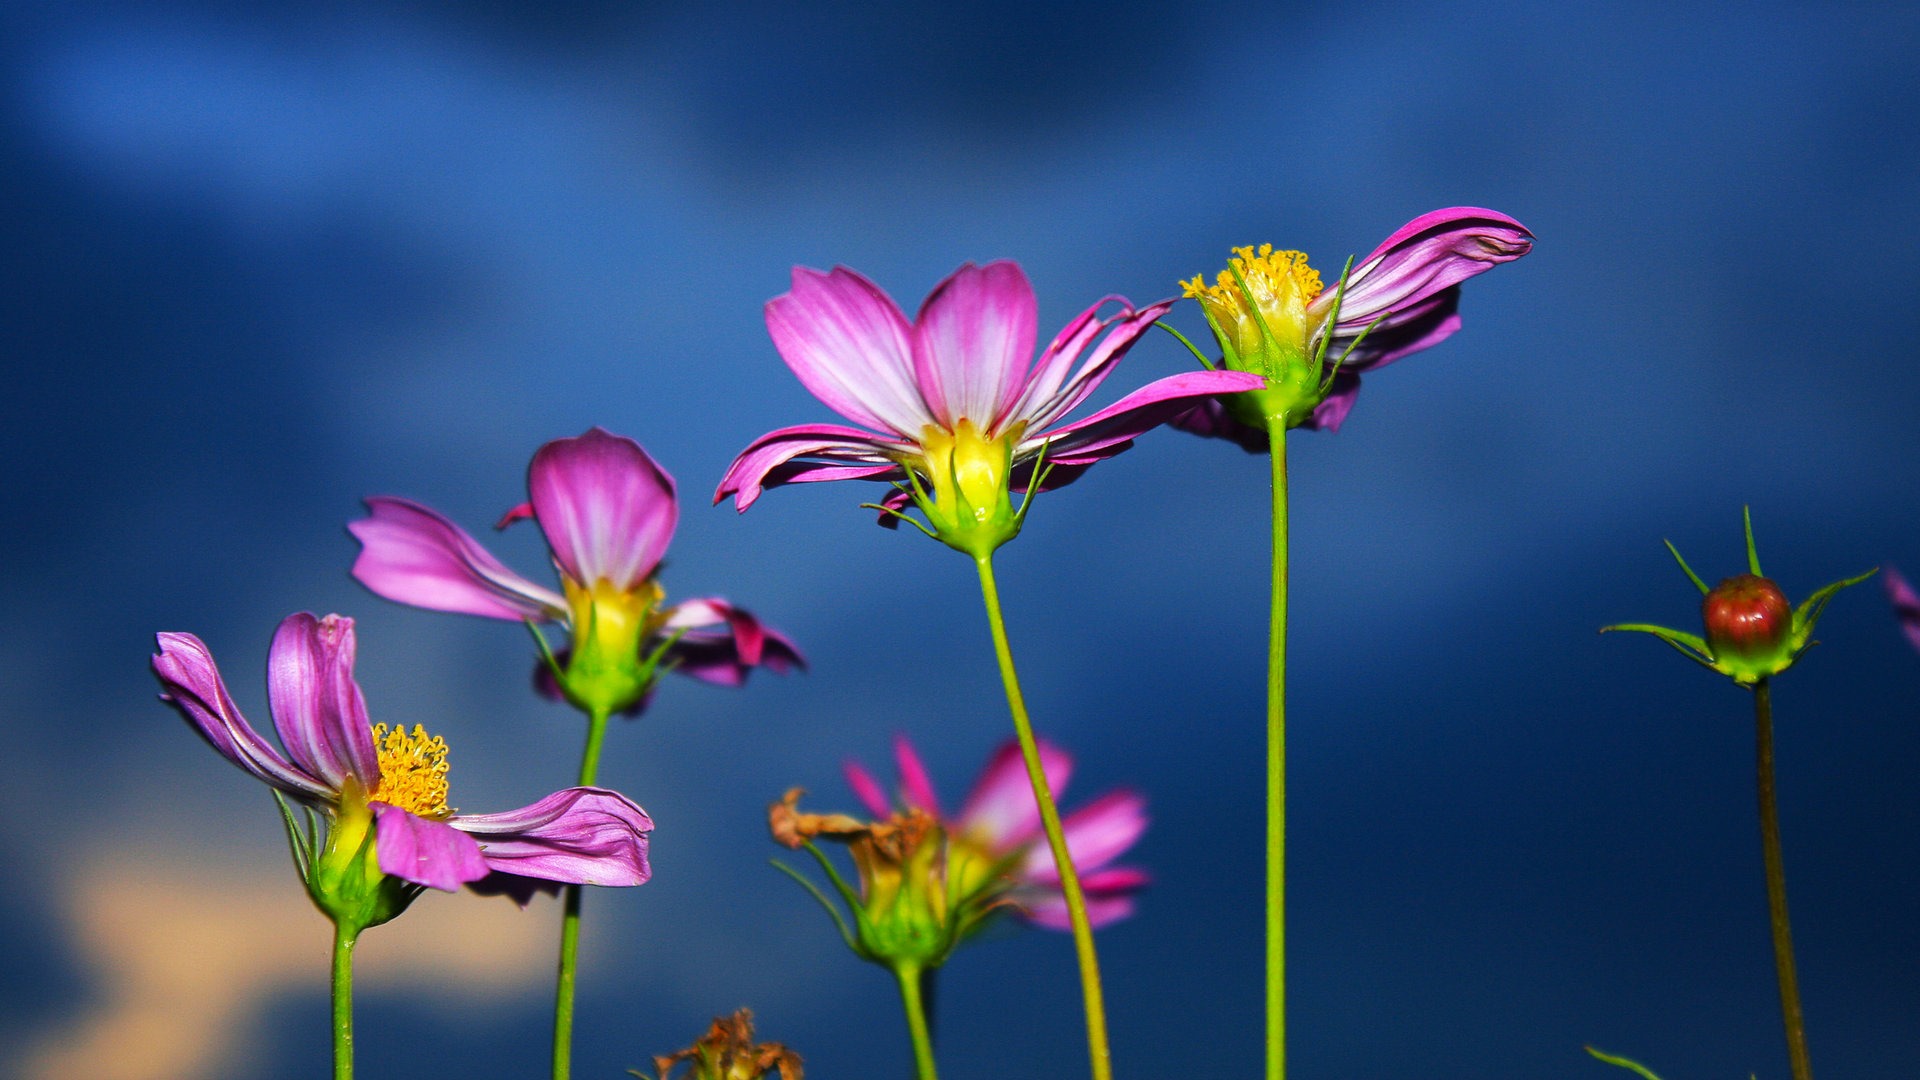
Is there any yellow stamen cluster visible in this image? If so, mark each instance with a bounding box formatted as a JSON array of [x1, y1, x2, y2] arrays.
[[1181, 244, 1323, 310], [371, 723, 452, 819], [1182, 245, 1327, 392]]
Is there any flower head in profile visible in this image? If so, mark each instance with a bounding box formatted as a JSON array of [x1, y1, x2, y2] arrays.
[[843, 734, 1148, 930], [1602, 508, 1876, 687], [715, 261, 1263, 556], [153, 612, 654, 931], [630, 1010, 801, 1080], [351, 428, 801, 716], [1885, 567, 1920, 654], [1175, 207, 1533, 442]]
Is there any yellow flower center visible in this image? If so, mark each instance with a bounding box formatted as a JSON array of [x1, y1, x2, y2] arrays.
[[370, 723, 452, 819], [564, 576, 664, 664], [918, 418, 1018, 527], [1182, 245, 1324, 369]]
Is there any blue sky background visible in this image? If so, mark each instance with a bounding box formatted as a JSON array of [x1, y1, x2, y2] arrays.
[[5, 2, 1920, 1078]]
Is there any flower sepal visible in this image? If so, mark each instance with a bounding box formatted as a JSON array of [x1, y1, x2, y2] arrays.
[[1601, 507, 1876, 686], [278, 784, 423, 934]]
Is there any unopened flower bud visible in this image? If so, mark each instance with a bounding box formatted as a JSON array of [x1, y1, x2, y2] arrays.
[[1702, 574, 1793, 680]]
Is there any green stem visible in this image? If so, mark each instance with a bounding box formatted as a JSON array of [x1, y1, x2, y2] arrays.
[[552, 704, 613, 1080], [1264, 418, 1289, 1080], [1754, 679, 1813, 1080], [332, 922, 358, 1080], [973, 552, 1113, 1080], [894, 962, 940, 1080]]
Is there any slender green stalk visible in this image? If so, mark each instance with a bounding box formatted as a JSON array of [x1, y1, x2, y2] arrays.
[[1753, 679, 1813, 1080], [894, 962, 940, 1080], [1263, 418, 1289, 1080], [972, 552, 1112, 1080], [552, 704, 613, 1080], [332, 922, 358, 1080]]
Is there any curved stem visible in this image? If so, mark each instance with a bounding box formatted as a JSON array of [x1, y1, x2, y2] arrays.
[[1754, 679, 1814, 1080], [331, 922, 358, 1080], [973, 552, 1113, 1080], [552, 704, 613, 1080], [1265, 418, 1290, 1080], [894, 962, 940, 1080]]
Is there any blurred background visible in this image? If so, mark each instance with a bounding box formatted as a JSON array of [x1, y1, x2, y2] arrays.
[[4, 2, 1919, 1077]]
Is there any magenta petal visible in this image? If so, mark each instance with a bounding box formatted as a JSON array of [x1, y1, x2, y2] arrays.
[[892, 734, 941, 816], [665, 597, 766, 666], [1330, 207, 1532, 326], [714, 422, 905, 512], [1169, 399, 1270, 453], [266, 613, 380, 792], [958, 739, 1072, 850], [1032, 368, 1266, 463], [1020, 890, 1138, 931], [1020, 299, 1175, 432], [529, 428, 677, 592], [373, 804, 489, 892], [1887, 567, 1920, 653], [911, 261, 1038, 428], [350, 497, 564, 621], [843, 759, 893, 818], [454, 787, 653, 887], [1001, 295, 1121, 429], [1022, 790, 1147, 883], [767, 266, 932, 437], [1300, 370, 1363, 433], [665, 625, 805, 687], [152, 632, 332, 802]]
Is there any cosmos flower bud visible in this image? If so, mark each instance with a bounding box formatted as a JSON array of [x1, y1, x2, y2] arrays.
[[1702, 573, 1794, 682]]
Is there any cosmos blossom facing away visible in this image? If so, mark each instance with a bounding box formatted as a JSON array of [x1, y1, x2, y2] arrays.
[[843, 734, 1148, 929], [1176, 207, 1533, 443], [714, 261, 1263, 547], [152, 612, 654, 893], [350, 427, 800, 710]]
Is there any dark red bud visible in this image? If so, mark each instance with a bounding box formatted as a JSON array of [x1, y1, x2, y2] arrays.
[[1702, 574, 1792, 661]]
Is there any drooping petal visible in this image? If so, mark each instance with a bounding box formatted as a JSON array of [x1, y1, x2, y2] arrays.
[[373, 803, 489, 892], [766, 266, 932, 437], [266, 613, 380, 792], [1000, 295, 1128, 430], [1886, 567, 1920, 653], [1021, 790, 1148, 883], [664, 626, 806, 687], [1026, 368, 1266, 465], [911, 261, 1038, 428], [454, 787, 654, 887], [842, 759, 893, 818], [350, 497, 565, 621], [1018, 300, 1177, 433], [152, 632, 332, 803], [665, 597, 765, 666], [1019, 867, 1149, 929], [958, 738, 1073, 851], [529, 428, 678, 592], [1302, 369, 1363, 433], [1319, 290, 1462, 375], [892, 734, 941, 816], [1168, 398, 1270, 453], [1323, 207, 1532, 328], [715, 422, 908, 512]]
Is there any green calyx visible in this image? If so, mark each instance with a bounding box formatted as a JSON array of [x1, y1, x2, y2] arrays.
[[276, 788, 422, 935], [867, 420, 1051, 559], [1599, 506, 1876, 687]]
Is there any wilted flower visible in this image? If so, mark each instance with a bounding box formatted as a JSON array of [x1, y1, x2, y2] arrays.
[[630, 1010, 801, 1080], [153, 612, 654, 931], [1885, 567, 1920, 653], [1175, 207, 1532, 441], [1602, 508, 1875, 686], [351, 427, 800, 716], [715, 261, 1263, 555], [843, 734, 1148, 929]]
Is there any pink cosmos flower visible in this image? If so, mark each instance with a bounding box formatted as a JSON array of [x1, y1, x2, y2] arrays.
[[714, 261, 1263, 530], [350, 428, 800, 710], [1886, 567, 1920, 653], [842, 734, 1148, 929], [153, 612, 653, 893], [1176, 207, 1533, 443]]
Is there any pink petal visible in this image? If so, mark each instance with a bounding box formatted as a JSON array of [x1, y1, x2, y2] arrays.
[[1168, 398, 1270, 453], [1324, 207, 1532, 327], [664, 624, 805, 687], [1001, 295, 1127, 429], [373, 804, 490, 892], [1301, 370, 1363, 433], [1019, 299, 1176, 433], [152, 631, 332, 802], [1887, 567, 1920, 653], [766, 266, 932, 437], [1019, 881, 1142, 930], [454, 787, 653, 887], [714, 422, 906, 511], [529, 428, 677, 592], [350, 497, 564, 621], [958, 738, 1072, 851], [842, 759, 893, 818], [1321, 291, 1463, 376], [911, 261, 1038, 429], [892, 734, 941, 816], [1021, 790, 1148, 883], [1028, 368, 1265, 464], [266, 613, 380, 792]]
